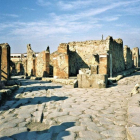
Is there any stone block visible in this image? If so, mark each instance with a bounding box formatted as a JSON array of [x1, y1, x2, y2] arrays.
[[77, 74, 90, 88], [77, 74, 108, 88], [127, 127, 140, 140], [79, 68, 91, 74], [90, 65, 98, 74]]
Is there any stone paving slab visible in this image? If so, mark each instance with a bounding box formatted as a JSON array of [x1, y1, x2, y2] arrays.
[[0, 72, 140, 139], [127, 94, 140, 140]]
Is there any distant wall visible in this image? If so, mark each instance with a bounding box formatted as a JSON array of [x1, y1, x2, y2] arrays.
[[123, 45, 134, 69], [50, 36, 127, 78], [68, 39, 108, 76], [109, 37, 125, 74], [132, 47, 139, 67], [10, 61, 24, 76], [53, 44, 69, 79], [26, 44, 36, 76], [22, 44, 50, 77], [35, 50, 50, 77]]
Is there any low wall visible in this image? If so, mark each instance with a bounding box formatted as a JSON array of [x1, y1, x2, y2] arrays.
[[77, 74, 108, 88]]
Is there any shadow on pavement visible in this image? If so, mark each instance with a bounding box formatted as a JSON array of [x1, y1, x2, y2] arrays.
[[0, 122, 76, 140], [0, 96, 68, 111]]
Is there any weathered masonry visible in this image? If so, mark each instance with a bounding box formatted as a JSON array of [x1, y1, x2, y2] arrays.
[[50, 36, 140, 80], [50, 36, 125, 79], [23, 44, 50, 77], [132, 47, 140, 67], [123, 45, 134, 69], [0, 43, 10, 81]]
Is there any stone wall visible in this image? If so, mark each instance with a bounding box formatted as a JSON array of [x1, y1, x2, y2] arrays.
[[35, 50, 50, 77], [68, 39, 107, 76], [23, 44, 50, 77], [123, 45, 134, 69], [0, 43, 10, 81], [108, 37, 125, 74], [10, 61, 25, 76], [26, 44, 36, 76], [50, 36, 126, 78], [132, 47, 139, 67], [50, 51, 57, 76], [68, 36, 125, 76], [53, 44, 69, 79]]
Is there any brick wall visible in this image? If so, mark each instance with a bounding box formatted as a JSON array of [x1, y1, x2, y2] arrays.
[[50, 36, 127, 78], [0, 43, 10, 81]]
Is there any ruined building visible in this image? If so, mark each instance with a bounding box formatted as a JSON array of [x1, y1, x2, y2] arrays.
[[0, 43, 10, 81], [50, 36, 139, 79], [22, 44, 50, 77], [9, 36, 140, 87]]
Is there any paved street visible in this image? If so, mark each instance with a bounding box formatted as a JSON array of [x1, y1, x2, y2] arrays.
[[0, 72, 140, 140]]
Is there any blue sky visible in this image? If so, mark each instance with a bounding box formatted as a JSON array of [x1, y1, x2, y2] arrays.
[[0, 0, 140, 53]]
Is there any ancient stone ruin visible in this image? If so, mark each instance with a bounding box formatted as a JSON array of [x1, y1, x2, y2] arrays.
[[49, 36, 140, 88], [9, 35, 140, 88], [21, 44, 50, 77], [0, 43, 10, 81]]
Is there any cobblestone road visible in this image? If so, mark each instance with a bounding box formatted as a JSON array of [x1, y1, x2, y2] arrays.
[[0, 72, 140, 140]]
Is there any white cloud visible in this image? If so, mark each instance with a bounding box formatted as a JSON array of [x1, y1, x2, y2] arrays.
[[57, 0, 93, 10], [1, 14, 19, 18], [23, 7, 35, 11], [37, 0, 51, 6]]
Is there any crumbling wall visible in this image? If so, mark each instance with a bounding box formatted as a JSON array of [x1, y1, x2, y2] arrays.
[[107, 37, 125, 74], [53, 44, 69, 79], [35, 48, 50, 77], [10, 61, 25, 76], [68, 40, 108, 76], [123, 45, 134, 69], [0, 43, 10, 81], [132, 47, 139, 67], [22, 59, 27, 75], [50, 51, 58, 76], [68, 36, 125, 76], [50, 36, 126, 78], [23, 44, 50, 77], [26, 44, 36, 76]]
